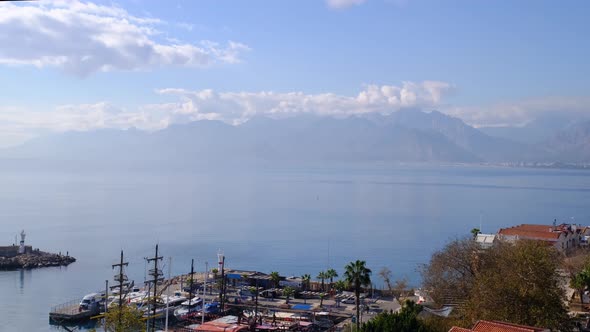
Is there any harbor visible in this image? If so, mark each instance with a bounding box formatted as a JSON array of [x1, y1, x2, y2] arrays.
[[0, 165, 585, 331]]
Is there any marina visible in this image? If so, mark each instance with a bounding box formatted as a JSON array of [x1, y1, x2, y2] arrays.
[[48, 248, 400, 331]]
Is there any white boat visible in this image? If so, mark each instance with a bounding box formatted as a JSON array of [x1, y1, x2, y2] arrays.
[[173, 296, 203, 321], [143, 294, 187, 319]]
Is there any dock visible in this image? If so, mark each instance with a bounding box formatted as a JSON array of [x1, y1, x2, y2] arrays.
[[49, 298, 100, 323]]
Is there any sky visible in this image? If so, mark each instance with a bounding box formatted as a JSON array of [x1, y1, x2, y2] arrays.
[[0, 0, 589, 147]]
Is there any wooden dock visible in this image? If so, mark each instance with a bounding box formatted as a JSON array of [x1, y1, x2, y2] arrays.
[[49, 299, 100, 323]]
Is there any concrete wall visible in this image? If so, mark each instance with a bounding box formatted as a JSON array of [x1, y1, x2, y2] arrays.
[[0, 245, 33, 257], [0, 246, 19, 258]]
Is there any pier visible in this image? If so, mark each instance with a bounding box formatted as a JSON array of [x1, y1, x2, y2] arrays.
[[49, 298, 101, 324]]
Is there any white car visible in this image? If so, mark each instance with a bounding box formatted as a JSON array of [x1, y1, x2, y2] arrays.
[[342, 297, 356, 304], [79, 293, 103, 311]]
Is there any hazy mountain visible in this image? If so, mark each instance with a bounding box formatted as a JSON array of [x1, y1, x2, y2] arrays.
[[541, 120, 590, 162], [1, 110, 587, 166], [374, 109, 534, 161], [480, 116, 577, 145]]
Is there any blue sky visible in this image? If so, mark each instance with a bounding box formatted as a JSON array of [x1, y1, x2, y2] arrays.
[[0, 0, 589, 146]]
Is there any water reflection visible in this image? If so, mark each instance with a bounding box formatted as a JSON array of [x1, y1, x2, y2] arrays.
[[18, 268, 32, 293]]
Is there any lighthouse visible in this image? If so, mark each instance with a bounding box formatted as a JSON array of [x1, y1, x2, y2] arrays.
[[18, 230, 26, 254]]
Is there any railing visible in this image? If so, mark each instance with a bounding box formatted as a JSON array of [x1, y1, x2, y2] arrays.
[[50, 298, 82, 315]]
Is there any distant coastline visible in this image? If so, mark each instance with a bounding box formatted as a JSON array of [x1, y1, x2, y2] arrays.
[[479, 162, 590, 171]]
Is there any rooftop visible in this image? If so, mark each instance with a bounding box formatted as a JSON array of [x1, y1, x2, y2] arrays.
[[449, 320, 549, 332], [476, 233, 496, 244], [497, 224, 579, 241]]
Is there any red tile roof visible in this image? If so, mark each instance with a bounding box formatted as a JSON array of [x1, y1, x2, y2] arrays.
[[449, 327, 472, 332], [498, 224, 565, 240], [449, 320, 548, 332], [472, 320, 547, 332]]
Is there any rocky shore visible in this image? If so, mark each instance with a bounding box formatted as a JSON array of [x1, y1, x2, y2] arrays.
[[0, 251, 76, 269]]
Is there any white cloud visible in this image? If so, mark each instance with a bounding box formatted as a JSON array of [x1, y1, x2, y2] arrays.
[[0, 0, 249, 77], [326, 0, 367, 9], [154, 81, 453, 124]]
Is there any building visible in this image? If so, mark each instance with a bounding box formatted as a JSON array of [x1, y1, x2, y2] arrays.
[[475, 233, 497, 249], [497, 223, 582, 254], [449, 320, 549, 332]]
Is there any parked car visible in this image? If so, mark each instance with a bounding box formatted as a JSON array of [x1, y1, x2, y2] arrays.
[[342, 297, 356, 304], [79, 293, 102, 311]]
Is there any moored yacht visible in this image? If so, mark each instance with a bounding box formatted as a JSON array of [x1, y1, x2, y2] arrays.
[[173, 296, 203, 321]]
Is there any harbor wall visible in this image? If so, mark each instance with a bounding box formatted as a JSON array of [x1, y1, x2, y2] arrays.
[[0, 245, 33, 258]]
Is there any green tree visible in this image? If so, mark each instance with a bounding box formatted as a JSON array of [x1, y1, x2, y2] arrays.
[[326, 268, 339, 291], [570, 272, 589, 305], [317, 271, 327, 292], [464, 240, 571, 330], [566, 254, 590, 305], [211, 267, 219, 280], [344, 260, 372, 331], [361, 301, 428, 332], [270, 271, 281, 288], [470, 228, 480, 239], [103, 305, 144, 332]]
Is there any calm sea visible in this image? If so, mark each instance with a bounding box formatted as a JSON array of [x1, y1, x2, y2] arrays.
[[0, 163, 589, 331]]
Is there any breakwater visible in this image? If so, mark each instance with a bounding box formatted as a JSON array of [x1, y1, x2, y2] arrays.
[[0, 251, 75, 269]]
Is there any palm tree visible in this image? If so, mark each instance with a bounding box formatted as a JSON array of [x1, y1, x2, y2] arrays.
[[283, 286, 294, 304], [317, 271, 327, 292], [344, 260, 372, 331], [334, 280, 347, 292], [270, 271, 281, 289], [301, 274, 311, 291], [325, 268, 338, 291]]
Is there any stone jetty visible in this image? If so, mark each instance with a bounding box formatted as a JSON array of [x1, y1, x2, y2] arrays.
[[0, 230, 75, 269], [0, 251, 76, 269]]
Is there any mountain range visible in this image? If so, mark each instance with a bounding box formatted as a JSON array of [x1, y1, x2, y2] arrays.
[[2, 109, 590, 166]]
